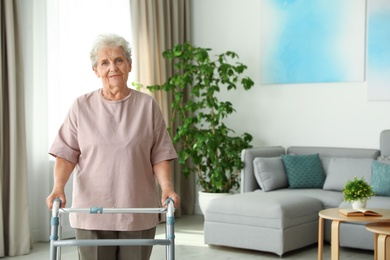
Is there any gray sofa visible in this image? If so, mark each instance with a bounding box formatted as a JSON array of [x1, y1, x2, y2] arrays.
[[204, 130, 390, 256]]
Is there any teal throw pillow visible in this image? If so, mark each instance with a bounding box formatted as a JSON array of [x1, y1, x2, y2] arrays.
[[281, 154, 325, 189], [371, 160, 390, 196]]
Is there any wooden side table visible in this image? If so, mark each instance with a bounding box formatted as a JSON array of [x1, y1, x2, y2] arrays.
[[366, 222, 390, 260], [318, 208, 390, 260]]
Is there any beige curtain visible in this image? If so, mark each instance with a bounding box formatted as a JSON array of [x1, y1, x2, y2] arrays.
[[0, 0, 31, 256], [130, 0, 194, 215]]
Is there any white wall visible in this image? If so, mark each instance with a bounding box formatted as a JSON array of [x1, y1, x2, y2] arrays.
[[191, 0, 390, 150]]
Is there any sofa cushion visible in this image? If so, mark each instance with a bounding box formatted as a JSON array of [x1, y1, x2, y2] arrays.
[[205, 191, 323, 229], [323, 158, 373, 191], [271, 189, 344, 209], [371, 160, 390, 196], [281, 154, 325, 188], [253, 157, 288, 191]]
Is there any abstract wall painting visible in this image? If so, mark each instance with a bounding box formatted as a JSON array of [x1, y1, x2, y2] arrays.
[[367, 0, 390, 100], [260, 0, 366, 85]]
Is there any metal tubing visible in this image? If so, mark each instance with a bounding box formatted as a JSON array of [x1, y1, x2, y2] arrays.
[[59, 207, 166, 214], [49, 198, 176, 260], [166, 198, 175, 260], [52, 238, 171, 247], [49, 198, 61, 260]]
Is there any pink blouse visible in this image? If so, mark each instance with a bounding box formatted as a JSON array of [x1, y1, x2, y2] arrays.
[[49, 89, 177, 231]]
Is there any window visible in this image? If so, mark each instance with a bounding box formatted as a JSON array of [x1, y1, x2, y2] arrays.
[[47, 0, 132, 145]]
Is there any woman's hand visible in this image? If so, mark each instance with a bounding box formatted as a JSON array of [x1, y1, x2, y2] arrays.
[[161, 187, 180, 209], [46, 188, 67, 209]]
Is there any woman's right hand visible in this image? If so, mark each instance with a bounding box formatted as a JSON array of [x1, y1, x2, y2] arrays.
[[46, 189, 66, 210]]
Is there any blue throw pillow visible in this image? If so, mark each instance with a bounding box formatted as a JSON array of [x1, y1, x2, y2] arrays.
[[371, 160, 390, 196], [281, 154, 325, 189]]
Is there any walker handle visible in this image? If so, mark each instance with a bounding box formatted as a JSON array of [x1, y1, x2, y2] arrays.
[[52, 198, 62, 217], [165, 198, 175, 216], [165, 198, 174, 207]]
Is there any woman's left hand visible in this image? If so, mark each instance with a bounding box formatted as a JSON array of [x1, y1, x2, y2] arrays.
[[161, 188, 180, 209]]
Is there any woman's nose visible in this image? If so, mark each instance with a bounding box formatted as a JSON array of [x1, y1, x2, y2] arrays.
[[109, 62, 118, 71]]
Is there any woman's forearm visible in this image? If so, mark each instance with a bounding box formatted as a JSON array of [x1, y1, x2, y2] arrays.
[[153, 160, 180, 208], [46, 157, 76, 209]]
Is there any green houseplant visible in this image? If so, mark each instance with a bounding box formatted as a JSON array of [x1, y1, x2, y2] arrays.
[[148, 43, 254, 195], [342, 176, 375, 209]]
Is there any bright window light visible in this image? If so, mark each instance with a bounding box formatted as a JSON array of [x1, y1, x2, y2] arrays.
[[47, 0, 133, 146]]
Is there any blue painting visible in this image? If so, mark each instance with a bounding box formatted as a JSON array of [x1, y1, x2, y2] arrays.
[[367, 0, 390, 100], [260, 0, 365, 84]]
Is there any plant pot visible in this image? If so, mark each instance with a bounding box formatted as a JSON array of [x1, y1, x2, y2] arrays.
[[352, 198, 367, 209], [198, 191, 230, 215]]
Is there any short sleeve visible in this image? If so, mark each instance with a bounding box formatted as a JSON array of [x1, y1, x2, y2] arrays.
[[49, 100, 81, 164], [150, 100, 177, 165]]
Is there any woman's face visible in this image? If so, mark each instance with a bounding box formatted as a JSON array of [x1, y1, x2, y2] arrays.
[[93, 46, 132, 90]]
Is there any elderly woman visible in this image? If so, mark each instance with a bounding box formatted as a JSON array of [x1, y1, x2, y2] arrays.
[[46, 33, 180, 260]]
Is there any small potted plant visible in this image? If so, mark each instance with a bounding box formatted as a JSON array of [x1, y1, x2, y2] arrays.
[[342, 176, 375, 209]]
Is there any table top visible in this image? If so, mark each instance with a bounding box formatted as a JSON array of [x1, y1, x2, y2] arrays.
[[366, 222, 390, 235], [319, 208, 390, 223]]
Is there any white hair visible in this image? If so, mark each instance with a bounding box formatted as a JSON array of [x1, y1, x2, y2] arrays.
[[89, 33, 132, 68]]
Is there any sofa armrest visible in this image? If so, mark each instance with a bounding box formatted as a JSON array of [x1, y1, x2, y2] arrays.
[[240, 146, 285, 193]]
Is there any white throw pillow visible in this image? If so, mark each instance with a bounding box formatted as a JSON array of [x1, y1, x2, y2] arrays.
[[323, 157, 373, 191], [253, 157, 288, 192]]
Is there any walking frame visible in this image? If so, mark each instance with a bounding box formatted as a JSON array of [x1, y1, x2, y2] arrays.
[[49, 198, 175, 260]]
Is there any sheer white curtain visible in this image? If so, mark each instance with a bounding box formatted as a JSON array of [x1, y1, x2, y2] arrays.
[[36, 0, 133, 240], [47, 0, 132, 145]]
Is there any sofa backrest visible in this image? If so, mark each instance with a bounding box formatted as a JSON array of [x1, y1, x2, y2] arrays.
[[287, 147, 380, 191], [287, 146, 380, 158], [241, 146, 380, 193], [287, 146, 380, 174]]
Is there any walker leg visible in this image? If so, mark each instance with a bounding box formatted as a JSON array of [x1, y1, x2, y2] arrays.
[[49, 199, 61, 260], [166, 199, 175, 260]]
